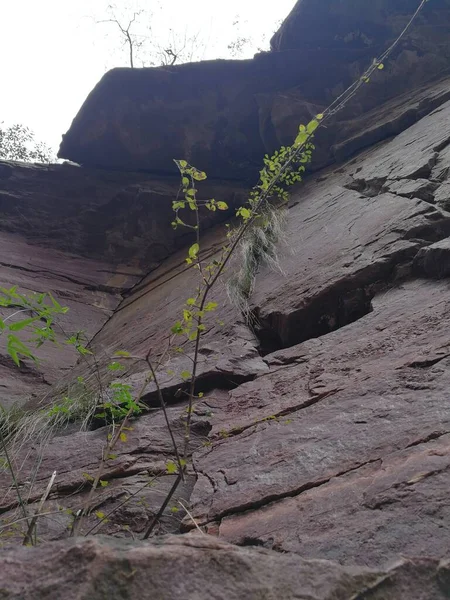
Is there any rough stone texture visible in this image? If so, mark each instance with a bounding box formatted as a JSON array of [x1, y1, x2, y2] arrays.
[[0, 403, 208, 542], [0, 231, 137, 409], [2, 3, 450, 592], [180, 95, 450, 567], [0, 160, 246, 268], [0, 160, 248, 409], [195, 280, 450, 566], [250, 98, 450, 350], [76, 231, 269, 401], [271, 0, 450, 56], [415, 237, 450, 278], [2, 71, 450, 568], [59, 1, 450, 180], [0, 535, 449, 600]]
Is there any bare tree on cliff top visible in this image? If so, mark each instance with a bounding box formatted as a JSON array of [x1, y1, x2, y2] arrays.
[[94, 3, 282, 68], [96, 2, 207, 68]]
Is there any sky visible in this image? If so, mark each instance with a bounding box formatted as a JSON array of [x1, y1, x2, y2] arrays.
[[0, 1, 295, 153]]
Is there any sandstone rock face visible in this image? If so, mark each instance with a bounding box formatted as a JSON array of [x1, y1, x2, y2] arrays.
[[184, 96, 450, 567], [2, 3, 450, 596], [0, 535, 448, 600], [0, 161, 246, 408], [0, 161, 246, 268], [271, 0, 450, 55], [415, 237, 450, 277], [59, 1, 450, 180], [2, 76, 450, 573]]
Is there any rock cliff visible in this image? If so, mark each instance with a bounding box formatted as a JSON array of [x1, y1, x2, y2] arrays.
[[1, 1, 450, 598]]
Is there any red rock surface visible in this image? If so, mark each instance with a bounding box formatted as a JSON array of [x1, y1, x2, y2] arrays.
[[0, 535, 449, 600], [1, 3, 450, 596]]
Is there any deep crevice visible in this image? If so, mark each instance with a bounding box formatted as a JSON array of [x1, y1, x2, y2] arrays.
[[249, 211, 450, 356], [252, 284, 374, 355], [141, 370, 259, 410], [345, 176, 387, 197]]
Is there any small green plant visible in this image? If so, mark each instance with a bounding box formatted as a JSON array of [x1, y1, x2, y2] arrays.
[[95, 382, 144, 423], [0, 287, 68, 366]]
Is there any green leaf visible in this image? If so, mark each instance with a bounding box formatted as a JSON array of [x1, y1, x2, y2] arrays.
[[99, 480, 109, 487], [9, 317, 39, 331], [119, 432, 127, 443], [107, 362, 124, 371], [306, 119, 319, 134], [377, 63, 384, 70], [294, 132, 308, 147], [180, 370, 191, 381], [192, 170, 207, 181], [204, 302, 218, 312], [7, 334, 35, 366], [186, 298, 196, 306], [188, 243, 200, 260], [166, 460, 178, 474], [77, 345, 92, 356], [171, 321, 184, 335], [216, 201, 228, 210], [172, 200, 186, 210], [95, 511, 106, 519], [114, 350, 131, 357], [237, 207, 251, 219]]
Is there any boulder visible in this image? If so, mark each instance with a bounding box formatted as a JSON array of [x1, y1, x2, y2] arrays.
[[59, 2, 450, 179], [0, 535, 448, 600]]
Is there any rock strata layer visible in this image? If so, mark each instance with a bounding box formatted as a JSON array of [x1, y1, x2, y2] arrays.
[[0, 535, 448, 600]]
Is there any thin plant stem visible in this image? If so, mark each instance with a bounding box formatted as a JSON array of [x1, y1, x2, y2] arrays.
[[0, 428, 31, 535], [22, 470, 56, 545], [142, 473, 182, 539], [84, 471, 162, 536]]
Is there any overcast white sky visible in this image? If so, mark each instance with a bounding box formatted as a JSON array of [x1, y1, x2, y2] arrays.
[[0, 1, 295, 152]]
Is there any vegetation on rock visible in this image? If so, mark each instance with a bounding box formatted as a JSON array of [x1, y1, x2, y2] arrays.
[[0, 0, 432, 546]]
